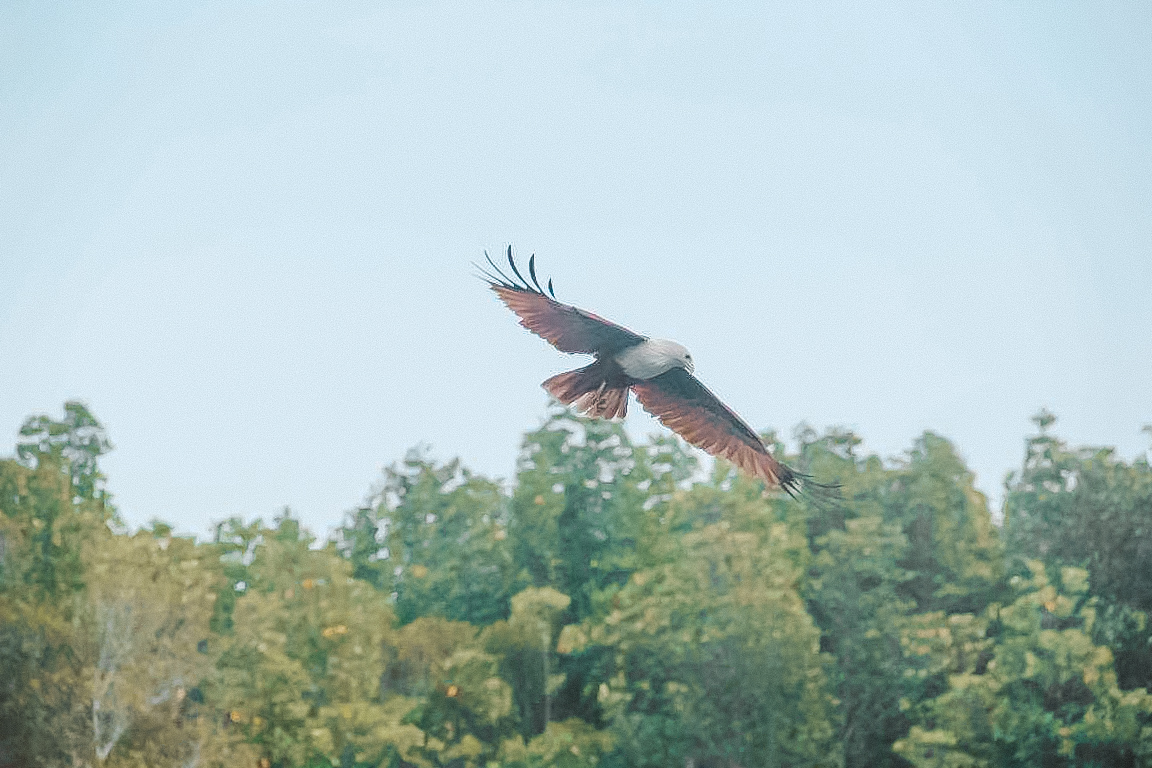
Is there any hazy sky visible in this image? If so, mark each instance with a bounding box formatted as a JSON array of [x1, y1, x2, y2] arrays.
[[3, 1, 1150, 538]]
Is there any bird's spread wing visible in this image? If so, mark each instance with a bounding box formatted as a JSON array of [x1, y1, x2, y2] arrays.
[[632, 367, 803, 495], [478, 247, 646, 355]]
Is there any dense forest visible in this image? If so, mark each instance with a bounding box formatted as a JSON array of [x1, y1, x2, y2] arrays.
[[1, 401, 1151, 768]]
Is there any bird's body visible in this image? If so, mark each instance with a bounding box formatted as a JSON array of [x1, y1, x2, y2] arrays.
[[540, 339, 691, 421], [479, 248, 825, 497]]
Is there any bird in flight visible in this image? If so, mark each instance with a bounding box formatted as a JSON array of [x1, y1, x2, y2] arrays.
[[479, 247, 821, 497]]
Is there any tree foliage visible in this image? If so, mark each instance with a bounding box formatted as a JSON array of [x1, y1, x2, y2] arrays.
[[1005, 411, 1152, 692], [340, 450, 519, 627], [1, 403, 1150, 767], [895, 562, 1152, 767]]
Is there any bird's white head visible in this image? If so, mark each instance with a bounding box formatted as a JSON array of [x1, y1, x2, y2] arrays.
[[652, 339, 694, 374], [615, 338, 695, 379], [679, 345, 695, 374]]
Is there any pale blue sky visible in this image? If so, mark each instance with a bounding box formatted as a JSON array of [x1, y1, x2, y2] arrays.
[[2, 1, 1150, 537]]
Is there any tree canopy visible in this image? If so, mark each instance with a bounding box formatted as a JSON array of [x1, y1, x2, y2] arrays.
[[1, 402, 1149, 767]]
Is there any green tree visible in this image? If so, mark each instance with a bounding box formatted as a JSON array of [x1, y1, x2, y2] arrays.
[[565, 485, 841, 768], [509, 408, 697, 737], [484, 587, 573, 738], [1004, 411, 1152, 690], [341, 450, 519, 627], [793, 428, 1002, 614], [210, 513, 409, 768], [884, 433, 1003, 615], [85, 527, 233, 768], [793, 427, 1004, 768], [386, 616, 515, 767], [495, 717, 615, 768], [0, 404, 121, 766], [0, 458, 244, 767], [16, 400, 114, 507], [7, 402, 118, 598], [510, 407, 665, 622], [895, 562, 1152, 767], [0, 452, 97, 766], [809, 516, 913, 768]]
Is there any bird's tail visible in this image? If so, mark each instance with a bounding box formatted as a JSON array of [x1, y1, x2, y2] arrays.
[[543, 362, 630, 420]]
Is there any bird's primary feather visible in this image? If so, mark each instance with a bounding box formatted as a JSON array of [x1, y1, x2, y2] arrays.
[[631, 367, 802, 495], [477, 246, 645, 355]]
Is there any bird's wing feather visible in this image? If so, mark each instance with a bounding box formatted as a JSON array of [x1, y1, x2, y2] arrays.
[[480, 248, 646, 355], [632, 367, 802, 494]]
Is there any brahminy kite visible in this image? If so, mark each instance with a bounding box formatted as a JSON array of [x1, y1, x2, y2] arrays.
[[480, 247, 823, 497]]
